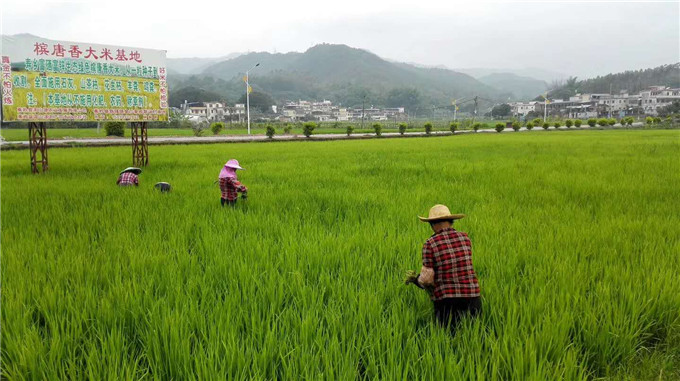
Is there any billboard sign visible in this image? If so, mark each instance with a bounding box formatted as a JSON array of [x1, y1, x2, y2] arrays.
[[1, 35, 168, 122]]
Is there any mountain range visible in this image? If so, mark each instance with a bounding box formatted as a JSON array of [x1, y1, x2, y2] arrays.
[[167, 44, 507, 109], [165, 45, 561, 108]]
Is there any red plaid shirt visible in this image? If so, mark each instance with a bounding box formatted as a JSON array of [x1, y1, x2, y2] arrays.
[[422, 227, 480, 300], [117, 172, 138, 186], [219, 177, 247, 201]]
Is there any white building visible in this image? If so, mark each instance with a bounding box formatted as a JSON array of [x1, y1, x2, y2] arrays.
[[510, 101, 539, 117]]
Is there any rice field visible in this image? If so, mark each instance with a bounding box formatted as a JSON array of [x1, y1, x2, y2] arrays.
[[1, 129, 679, 380]]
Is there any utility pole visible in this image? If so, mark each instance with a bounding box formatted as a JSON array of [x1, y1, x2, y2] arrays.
[[361, 95, 366, 129], [245, 63, 260, 135], [473, 96, 478, 123]]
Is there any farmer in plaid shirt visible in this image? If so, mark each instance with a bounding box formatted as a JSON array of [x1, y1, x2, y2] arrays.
[[218, 159, 248, 207], [117, 167, 141, 187], [406, 204, 481, 330]]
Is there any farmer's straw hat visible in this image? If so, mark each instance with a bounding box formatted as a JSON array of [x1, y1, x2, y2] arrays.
[[224, 159, 244, 170], [120, 167, 142, 175], [419, 204, 465, 222]]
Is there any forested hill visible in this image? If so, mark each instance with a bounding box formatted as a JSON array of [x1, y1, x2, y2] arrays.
[[547, 63, 680, 100], [168, 44, 499, 110]]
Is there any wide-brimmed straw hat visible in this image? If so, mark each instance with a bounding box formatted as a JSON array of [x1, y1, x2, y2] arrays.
[[120, 167, 142, 175], [418, 204, 465, 222], [224, 159, 244, 170]]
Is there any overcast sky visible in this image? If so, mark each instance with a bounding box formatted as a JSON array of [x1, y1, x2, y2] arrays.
[[2, 0, 678, 79]]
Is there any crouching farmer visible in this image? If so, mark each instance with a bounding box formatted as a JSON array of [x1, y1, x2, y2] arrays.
[[406, 204, 481, 332], [117, 167, 141, 187], [219, 159, 248, 207]]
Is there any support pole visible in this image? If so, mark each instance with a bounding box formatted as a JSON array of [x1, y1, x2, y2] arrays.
[[131, 121, 148, 167], [28, 121, 48, 173]]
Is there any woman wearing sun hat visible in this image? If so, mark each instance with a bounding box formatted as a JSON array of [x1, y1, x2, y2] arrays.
[[117, 167, 141, 187], [218, 159, 248, 207], [405, 204, 481, 332]]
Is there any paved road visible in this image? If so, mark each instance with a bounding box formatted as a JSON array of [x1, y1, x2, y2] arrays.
[[0, 124, 641, 149]]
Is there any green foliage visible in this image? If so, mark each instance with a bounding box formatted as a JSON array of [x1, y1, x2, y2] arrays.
[[653, 117, 661, 124], [574, 119, 583, 127], [512, 121, 520, 131], [302, 122, 316, 137], [266, 125, 276, 139], [565, 119, 573, 128], [532, 118, 543, 126], [398, 123, 407, 135], [238, 91, 275, 114], [495, 123, 505, 132], [526, 121, 534, 130], [372, 123, 382, 137], [542, 121, 550, 129], [385, 87, 422, 113], [346, 125, 354, 136], [192, 122, 208, 136], [449, 121, 459, 133], [598, 118, 610, 127], [424, 122, 433, 135], [210, 122, 225, 135], [491, 103, 512, 117], [625, 117, 634, 126], [2, 131, 679, 379], [103, 121, 125, 137], [472, 122, 481, 132], [545, 63, 680, 99], [608, 118, 617, 126], [657, 100, 680, 117], [283, 125, 292, 134], [588, 118, 597, 127], [646, 116, 654, 125], [553, 121, 561, 128]]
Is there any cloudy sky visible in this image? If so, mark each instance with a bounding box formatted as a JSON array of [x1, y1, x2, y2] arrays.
[[2, 0, 678, 79]]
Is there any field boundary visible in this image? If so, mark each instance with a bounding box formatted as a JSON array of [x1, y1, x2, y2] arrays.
[[1, 123, 675, 150]]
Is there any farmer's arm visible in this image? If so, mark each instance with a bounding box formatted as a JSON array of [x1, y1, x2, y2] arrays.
[[233, 179, 247, 193], [418, 240, 435, 288]]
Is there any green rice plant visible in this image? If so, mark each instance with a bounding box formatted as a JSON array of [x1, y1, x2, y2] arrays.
[[1, 130, 679, 380]]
